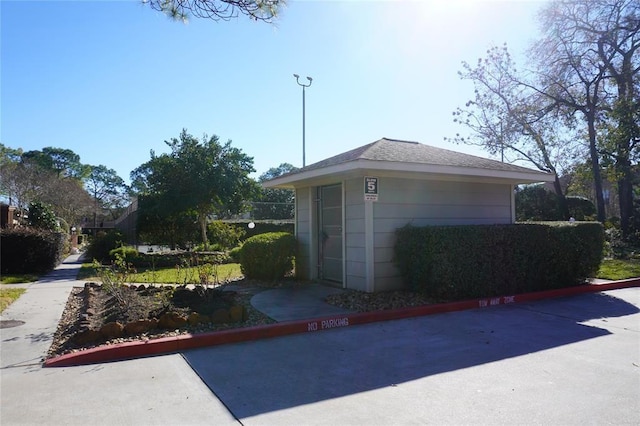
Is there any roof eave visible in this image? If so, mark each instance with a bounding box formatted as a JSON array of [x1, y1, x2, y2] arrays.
[[262, 159, 555, 189]]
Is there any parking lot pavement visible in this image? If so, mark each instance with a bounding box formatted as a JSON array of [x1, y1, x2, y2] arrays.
[[183, 288, 640, 425], [1, 353, 237, 425]]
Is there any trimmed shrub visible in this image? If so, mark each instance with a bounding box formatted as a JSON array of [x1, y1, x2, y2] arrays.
[[0, 227, 66, 274], [86, 230, 125, 262], [228, 246, 242, 263], [394, 222, 604, 300], [227, 221, 294, 241], [108, 246, 140, 262], [125, 251, 230, 269], [239, 232, 296, 280]]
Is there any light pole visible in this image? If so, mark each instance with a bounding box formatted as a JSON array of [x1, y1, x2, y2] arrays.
[[293, 74, 312, 167]]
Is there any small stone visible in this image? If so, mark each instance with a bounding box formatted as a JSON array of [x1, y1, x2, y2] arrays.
[[158, 312, 188, 329], [124, 319, 157, 335], [210, 308, 231, 324], [187, 312, 203, 326], [229, 305, 245, 322], [100, 322, 124, 339], [74, 329, 101, 345]]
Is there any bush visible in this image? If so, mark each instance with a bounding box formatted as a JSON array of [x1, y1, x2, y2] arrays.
[[394, 222, 604, 300], [85, 230, 125, 262], [227, 221, 295, 241], [239, 232, 296, 280], [124, 251, 231, 269], [566, 196, 596, 220], [108, 246, 140, 262], [516, 186, 561, 221], [604, 226, 639, 259], [228, 246, 242, 263], [207, 221, 245, 250], [0, 227, 66, 274], [28, 201, 61, 231]]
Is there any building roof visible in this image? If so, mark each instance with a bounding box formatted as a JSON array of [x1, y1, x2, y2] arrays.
[[264, 138, 554, 188]]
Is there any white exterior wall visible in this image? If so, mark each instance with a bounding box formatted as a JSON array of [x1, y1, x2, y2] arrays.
[[345, 177, 513, 291], [344, 179, 367, 291], [371, 177, 513, 291], [295, 177, 513, 292], [295, 187, 314, 280]]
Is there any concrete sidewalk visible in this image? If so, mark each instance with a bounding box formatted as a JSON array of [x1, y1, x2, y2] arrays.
[[2, 256, 639, 425], [1, 254, 86, 369], [1, 255, 237, 425], [1, 255, 354, 425]]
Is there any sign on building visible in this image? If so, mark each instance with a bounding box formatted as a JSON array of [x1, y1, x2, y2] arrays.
[[364, 176, 378, 201]]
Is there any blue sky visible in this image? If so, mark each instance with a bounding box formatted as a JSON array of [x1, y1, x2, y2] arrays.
[[1, 0, 545, 184]]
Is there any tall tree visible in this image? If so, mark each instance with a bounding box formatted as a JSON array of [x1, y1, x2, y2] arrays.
[[591, 0, 639, 237], [84, 165, 130, 226], [0, 144, 95, 228], [143, 0, 283, 22], [131, 129, 258, 248], [22, 147, 89, 179], [450, 45, 578, 219], [533, 0, 639, 227], [0, 155, 54, 219]]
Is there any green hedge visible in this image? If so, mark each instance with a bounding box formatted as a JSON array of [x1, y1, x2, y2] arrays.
[[0, 227, 67, 274], [394, 222, 604, 300], [227, 221, 294, 241], [130, 251, 229, 268], [85, 230, 125, 262], [239, 232, 296, 280]]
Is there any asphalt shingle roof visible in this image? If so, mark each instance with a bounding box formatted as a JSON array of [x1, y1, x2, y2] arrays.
[[285, 138, 549, 176]]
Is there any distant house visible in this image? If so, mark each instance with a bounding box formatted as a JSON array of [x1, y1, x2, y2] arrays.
[[263, 138, 554, 293], [0, 203, 17, 228]]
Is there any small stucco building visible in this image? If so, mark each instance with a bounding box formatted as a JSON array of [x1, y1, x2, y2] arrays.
[[263, 138, 555, 293]]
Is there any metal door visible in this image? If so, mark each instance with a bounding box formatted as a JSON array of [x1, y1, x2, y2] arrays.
[[318, 184, 343, 283]]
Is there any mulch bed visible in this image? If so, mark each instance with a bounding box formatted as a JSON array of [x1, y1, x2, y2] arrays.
[[47, 280, 276, 359], [47, 279, 437, 359]]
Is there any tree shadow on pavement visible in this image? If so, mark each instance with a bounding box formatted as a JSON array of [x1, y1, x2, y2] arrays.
[[182, 290, 639, 420]]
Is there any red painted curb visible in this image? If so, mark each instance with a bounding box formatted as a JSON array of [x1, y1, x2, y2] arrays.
[[44, 278, 639, 368]]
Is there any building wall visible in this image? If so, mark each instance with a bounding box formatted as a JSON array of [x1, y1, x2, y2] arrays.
[[344, 179, 367, 291], [369, 177, 513, 292], [295, 187, 313, 280], [295, 177, 513, 292]]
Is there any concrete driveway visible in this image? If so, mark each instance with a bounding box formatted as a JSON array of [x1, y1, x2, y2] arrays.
[[183, 287, 639, 425], [2, 268, 638, 425]]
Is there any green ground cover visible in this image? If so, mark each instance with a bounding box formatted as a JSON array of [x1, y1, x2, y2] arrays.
[[0, 288, 26, 313], [0, 274, 38, 284], [596, 259, 640, 280]]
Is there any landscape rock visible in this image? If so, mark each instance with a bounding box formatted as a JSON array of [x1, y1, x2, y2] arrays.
[[100, 322, 124, 339], [229, 305, 245, 322], [73, 329, 101, 345], [158, 312, 188, 329], [187, 312, 203, 325], [210, 308, 231, 324], [124, 319, 158, 335]]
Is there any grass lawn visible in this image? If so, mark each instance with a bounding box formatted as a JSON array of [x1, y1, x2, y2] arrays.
[[0, 274, 39, 284], [596, 259, 640, 280], [77, 262, 243, 285], [0, 288, 26, 313]]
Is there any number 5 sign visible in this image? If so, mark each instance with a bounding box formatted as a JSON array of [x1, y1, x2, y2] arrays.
[[364, 177, 378, 201]]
